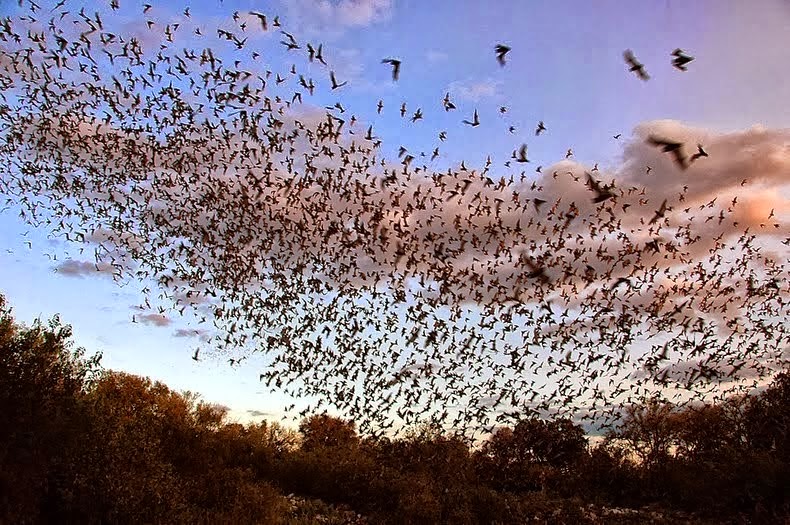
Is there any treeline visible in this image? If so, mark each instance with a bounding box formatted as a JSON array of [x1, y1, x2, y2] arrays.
[[1, 294, 788, 524]]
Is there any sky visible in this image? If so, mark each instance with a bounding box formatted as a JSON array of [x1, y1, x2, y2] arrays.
[[0, 0, 788, 429]]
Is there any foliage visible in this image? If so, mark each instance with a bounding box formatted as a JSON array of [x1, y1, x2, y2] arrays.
[[299, 413, 359, 451], [0, 294, 285, 523], [1, 293, 788, 523], [0, 295, 102, 523], [474, 417, 588, 493]]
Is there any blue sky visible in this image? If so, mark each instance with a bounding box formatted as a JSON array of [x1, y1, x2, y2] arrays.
[[0, 0, 788, 428]]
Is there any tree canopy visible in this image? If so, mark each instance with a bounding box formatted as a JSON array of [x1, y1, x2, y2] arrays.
[[1, 293, 788, 523]]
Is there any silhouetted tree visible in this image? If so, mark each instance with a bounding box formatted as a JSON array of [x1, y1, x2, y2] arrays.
[[299, 413, 359, 451], [610, 397, 678, 471], [577, 440, 638, 505], [745, 372, 790, 460], [475, 417, 588, 493]]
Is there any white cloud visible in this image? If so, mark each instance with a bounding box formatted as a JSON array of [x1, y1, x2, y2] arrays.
[[426, 50, 448, 63], [325, 47, 365, 85], [447, 77, 503, 102], [280, 0, 393, 35], [54, 259, 116, 278]]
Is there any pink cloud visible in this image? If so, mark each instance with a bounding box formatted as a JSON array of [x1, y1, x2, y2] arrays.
[[54, 259, 117, 278], [138, 313, 172, 327]]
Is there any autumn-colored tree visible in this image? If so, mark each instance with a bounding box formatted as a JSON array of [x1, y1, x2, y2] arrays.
[[278, 414, 368, 511], [0, 294, 101, 522], [77, 372, 191, 521], [393, 424, 476, 523], [299, 413, 359, 451], [81, 372, 285, 522], [0, 293, 286, 524], [737, 373, 790, 516], [2, 289, 788, 523]]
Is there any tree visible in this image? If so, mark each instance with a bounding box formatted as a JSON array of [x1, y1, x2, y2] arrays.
[[578, 440, 638, 504], [610, 397, 678, 470], [745, 372, 790, 460], [0, 294, 102, 522], [475, 417, 588, 492], [81, 370, 285, 522], [80, 372, 192, 522], [673, 403, 730, 463], [299, 413, 359, 451]]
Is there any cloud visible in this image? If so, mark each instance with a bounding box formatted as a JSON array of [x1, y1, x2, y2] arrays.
[[426, 50, 448, 63], [172, 288, 211, 307], [619, 121, 790, 206], [138, 313, 172, 327], [323, 47, 366, 86], [173, 328, 208, 338], [246, 409, 274, 417], [630, 352, 785, 391], [19, 106, 788, 314], [54, 259, 116, 278], [447, 77, 503, 102], [334, 0, 392, 26], [280, 0, 393, 36]]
